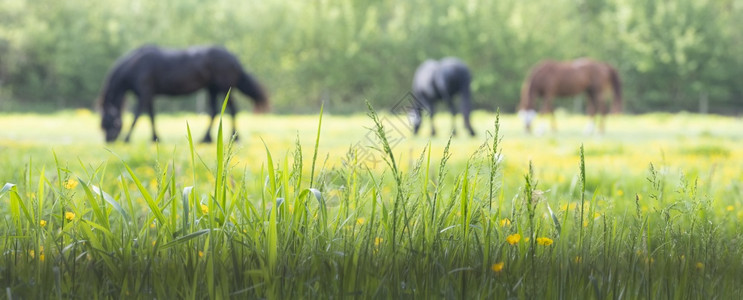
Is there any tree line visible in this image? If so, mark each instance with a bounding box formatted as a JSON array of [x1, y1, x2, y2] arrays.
[[0, 0, 741, 114]]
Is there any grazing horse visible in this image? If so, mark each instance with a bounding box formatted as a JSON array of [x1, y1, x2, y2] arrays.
[[518, 58, 622, 134], [410, 57, 475, 136], [98, 45, 269, 143]]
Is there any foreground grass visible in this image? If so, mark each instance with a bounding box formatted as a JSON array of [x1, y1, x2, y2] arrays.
[[0, 109, 742, 298]]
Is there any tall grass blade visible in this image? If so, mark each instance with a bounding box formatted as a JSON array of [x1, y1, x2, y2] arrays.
[[310, 102, 324, 187], [159, 229, 210, 250]]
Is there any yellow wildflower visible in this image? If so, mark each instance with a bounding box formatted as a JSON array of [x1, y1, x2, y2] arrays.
[[74, 108, 92, 116], [201, 204, 209, 214], [491, 262, 504, 273], [29, 250, 34, 258], [65, 212, 75, 221], [726, 205, 734, 212], [505, 233, 521, 245], [39, 253, 45, 262], [574, 256, 582, 263], [560, 203, 578, 211], [150, 223, 156, 229], [499, 218, 511, 227], [39, 220, 47, 227], [536, 237, 553, 246], [374, 237, 383, 247], [198, 251, 204, 258], [64, 179, 78, 189], [696, 262, 704, 270], [616, 189, 624, 196], [357, 218, 366, 225]]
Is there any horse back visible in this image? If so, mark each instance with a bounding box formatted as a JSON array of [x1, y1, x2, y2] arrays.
[[135, 46, 244, 95]]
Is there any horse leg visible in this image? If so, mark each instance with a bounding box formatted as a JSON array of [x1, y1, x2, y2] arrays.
[[145, 95, 159, 142], [428, 104, 437, 137], [201, 90, 218, 143], [226, 95, 239, 141], [584, 91, 598, 135], [539, 94, 555, 134], [597, 91, 609, 134], [446, 97, 457, 136], [460, 88, 475, 136], [124, 96, 146, 143]]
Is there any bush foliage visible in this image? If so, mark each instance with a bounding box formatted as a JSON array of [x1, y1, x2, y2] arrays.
[[0, 0, 741, 114]]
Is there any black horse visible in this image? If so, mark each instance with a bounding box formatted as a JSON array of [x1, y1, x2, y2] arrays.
[[98, 45, 269, 143], [410, 57, 475, 136]]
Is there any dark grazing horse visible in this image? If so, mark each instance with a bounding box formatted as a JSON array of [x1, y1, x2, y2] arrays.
[[410, 57, 475, 136], [518, 58, 622, 134], [98, 45, 269, 143]]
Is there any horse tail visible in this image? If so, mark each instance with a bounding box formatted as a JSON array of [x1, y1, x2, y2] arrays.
[[608, 65, 622, 113], [238, 71, 270, 113]]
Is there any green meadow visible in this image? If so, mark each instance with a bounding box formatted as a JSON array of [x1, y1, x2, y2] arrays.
[[1, 109, 742, 298]]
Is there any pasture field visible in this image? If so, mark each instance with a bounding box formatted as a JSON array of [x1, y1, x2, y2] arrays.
[[0, 109, 742, 298]]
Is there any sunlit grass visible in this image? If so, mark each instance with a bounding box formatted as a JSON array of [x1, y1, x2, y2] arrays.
[[0, 109, 742, 298]]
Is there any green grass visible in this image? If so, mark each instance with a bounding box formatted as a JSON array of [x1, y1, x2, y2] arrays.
[[0, 108, 742, 298]]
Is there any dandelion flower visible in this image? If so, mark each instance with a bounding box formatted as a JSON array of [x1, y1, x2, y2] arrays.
[[39, 254, 45, 262], [491, 262, 504, 273], [499, 218, 511, 227], [150, 223, 156, 229], [505, 233, 521, 245], [65, 212, 75, 221], [198, 251, 204, 258], [39, 220, 47, 227], [64, 179, 78, 189], [696, 262, 704, 270], [536, 237, 553, 246], [200, 204, 209, 214], [726, 205, 734, 212], [357, 218, 366, 225]]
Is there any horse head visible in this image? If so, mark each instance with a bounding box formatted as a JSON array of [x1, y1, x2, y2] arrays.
[[98, 90, 125, 143], [518, 80, 538, 133], [101, 104, 123, 143], [408, 107, 423, 135]]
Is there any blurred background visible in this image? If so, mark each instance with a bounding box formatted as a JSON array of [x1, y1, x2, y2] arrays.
[[0, 0, 740, 115]]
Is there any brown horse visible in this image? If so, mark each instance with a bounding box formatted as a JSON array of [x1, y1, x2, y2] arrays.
[[518, 58, 622, 134]]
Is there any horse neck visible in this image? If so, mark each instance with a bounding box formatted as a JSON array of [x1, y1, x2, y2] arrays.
[[102, 86, 126, 114]]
